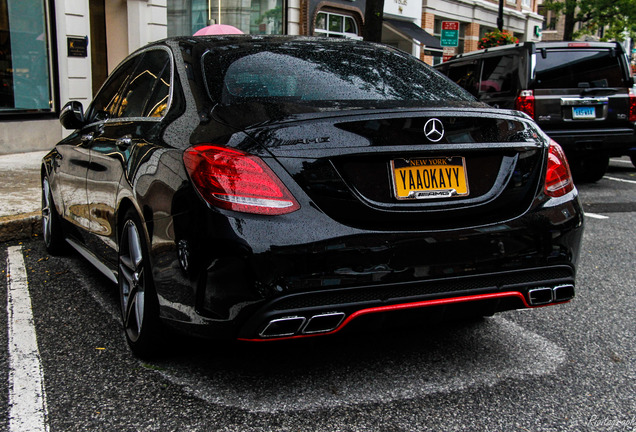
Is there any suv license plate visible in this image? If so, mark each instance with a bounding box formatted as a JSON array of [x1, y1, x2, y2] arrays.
[[391, 157, 469, 200], [572, 106, 596, 120]]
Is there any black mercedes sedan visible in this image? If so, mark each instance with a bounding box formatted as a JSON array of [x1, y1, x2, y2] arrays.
[[42, 36, 584, 357]]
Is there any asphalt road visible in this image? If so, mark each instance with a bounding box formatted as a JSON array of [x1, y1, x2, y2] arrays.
[[1, 158, 635, 432]]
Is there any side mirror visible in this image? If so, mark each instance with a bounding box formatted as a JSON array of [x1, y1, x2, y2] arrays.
[[59, 101, 86, 130]]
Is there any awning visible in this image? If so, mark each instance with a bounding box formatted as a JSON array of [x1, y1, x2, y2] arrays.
[[383, 18, 443, 56]]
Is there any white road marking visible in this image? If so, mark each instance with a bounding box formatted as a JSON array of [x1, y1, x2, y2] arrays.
[[6, 246, 49, 432], [584, 212, 609, 220], [603, 175, 636, 185], [609, 158, 633, 165]]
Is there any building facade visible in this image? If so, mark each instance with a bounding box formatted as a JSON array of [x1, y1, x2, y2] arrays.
[[422, 0, 543, 64]]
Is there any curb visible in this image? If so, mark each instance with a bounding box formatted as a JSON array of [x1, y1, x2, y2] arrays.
[[0, 211, 43, 243]]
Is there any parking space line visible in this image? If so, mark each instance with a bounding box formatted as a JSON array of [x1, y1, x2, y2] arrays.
[[603, 175, 636, 185], [609, 158, 633, 165], [6, 246, 49, 432], [584, 213, 609, 220]]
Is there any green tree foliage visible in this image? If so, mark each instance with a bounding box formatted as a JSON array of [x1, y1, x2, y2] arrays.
[[542, 0, 636, 41]]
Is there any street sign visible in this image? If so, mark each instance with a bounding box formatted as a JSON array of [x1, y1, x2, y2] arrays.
[[441, 21, 459, 47]]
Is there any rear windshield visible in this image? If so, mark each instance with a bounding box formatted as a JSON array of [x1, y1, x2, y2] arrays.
[[201, 41, 475, 107], [534, 49, 627, 89]]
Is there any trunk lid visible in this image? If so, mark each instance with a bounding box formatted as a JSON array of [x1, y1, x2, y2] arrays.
[[246, 108, 547, 230]]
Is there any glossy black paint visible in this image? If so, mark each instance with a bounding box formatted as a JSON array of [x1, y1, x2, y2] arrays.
[[43, 36, 584, 343]]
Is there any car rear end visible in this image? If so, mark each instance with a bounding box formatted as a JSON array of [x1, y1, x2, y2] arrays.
[[175, 37, 584, 341], [516, 41, 636, 181]]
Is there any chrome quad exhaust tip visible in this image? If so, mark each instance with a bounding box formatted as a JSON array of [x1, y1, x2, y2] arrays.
[[259, 312, 346, 338], [302, 312, 345, 334], [259, 316, 306, 338], [528, 284, 575, 306]]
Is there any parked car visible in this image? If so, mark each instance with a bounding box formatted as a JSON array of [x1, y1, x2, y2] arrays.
[[42, 36, 584, 357], [435, 41, 636, 182]]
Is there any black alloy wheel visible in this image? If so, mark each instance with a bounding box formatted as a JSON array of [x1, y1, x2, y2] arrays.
[[118, 210, 162, 357], [41, 177, 68, 255]]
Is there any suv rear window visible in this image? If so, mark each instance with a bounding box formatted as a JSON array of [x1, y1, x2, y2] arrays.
[[202, 41, 475, 107], [534, 49, 626, 89]]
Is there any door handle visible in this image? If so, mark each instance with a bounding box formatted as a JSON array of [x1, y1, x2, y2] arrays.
[[116, 135, 132, 149]]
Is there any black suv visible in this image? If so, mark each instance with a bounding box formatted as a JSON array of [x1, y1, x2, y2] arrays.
[[435, 41, 636, 181]]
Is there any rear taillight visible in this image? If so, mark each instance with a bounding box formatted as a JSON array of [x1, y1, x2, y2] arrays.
[[515, 90, 535, 119], [183, 145, 300, 215], [629, 88, 636, 122], [544, 139, 574, 198]]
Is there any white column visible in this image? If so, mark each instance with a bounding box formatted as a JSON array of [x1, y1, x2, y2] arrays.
[[127, 0, 168, 52], [287, 0, 301, 35], [55, 0, 92, 136]]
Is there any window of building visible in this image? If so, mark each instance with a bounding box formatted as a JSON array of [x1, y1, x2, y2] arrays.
[[0, 0, 54, 114], [314, 12, 360, 39], [537, 6, 557, 31], [167, 0, 284, 37]]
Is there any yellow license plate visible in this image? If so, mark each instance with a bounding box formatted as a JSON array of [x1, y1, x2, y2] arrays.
[[391, 157, 469, 200]]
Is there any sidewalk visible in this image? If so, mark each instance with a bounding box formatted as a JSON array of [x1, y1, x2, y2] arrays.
[[0, 151, 48, 242]]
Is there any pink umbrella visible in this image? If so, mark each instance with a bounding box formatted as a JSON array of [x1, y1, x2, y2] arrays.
[[194, 25, 244, 36]]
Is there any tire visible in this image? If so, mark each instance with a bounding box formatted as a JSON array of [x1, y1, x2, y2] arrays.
[[41, 177, 68, 255], [118, 210, 162, 358], [569, 154, 609, 183]]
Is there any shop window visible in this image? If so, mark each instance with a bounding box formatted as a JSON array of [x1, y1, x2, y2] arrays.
[[167, 0, 284, 37], [0, 0, 54, 114], [315, 12, 360, 39]]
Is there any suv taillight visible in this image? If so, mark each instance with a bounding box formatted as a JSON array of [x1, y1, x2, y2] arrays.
[[629, 88, 636, 122], [545, 139, 574, 198], [515, 90, 535, 119], [183, 145, 300, 215]]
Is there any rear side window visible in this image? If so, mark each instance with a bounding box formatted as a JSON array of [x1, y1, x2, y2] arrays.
[[480, 55, 518, 94], [534, 49, 626, 89], [202, 41, 475, 107], [117, 49, 171, 118], [88, 57, 139, 122], [445, 61, 480, 96]]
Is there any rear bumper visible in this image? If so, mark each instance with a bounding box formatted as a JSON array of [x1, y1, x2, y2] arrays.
[[156, 188, 584, 341], [543, 127, 636, 156], [237, 265, 576, 340]]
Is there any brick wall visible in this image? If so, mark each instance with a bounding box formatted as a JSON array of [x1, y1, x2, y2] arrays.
[[464, 22, 480, 52]]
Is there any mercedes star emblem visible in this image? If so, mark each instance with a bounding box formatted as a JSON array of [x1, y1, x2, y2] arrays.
[[423, 118, 445, 142]]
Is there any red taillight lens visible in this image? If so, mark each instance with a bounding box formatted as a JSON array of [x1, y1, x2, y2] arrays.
[[183, 145, 300, 215], [515, 90, 535, 119], [545, 140, 574, 197], [628, 88, 636, 122]]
